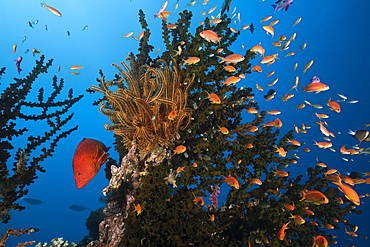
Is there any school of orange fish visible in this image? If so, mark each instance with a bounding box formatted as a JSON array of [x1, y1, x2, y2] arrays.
[[98, 1, 370, 245]]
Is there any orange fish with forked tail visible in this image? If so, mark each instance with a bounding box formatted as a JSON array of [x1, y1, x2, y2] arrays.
[[278, 222, 290, 240], [41, 1, 62, 17], [333, 181, 361, 206], [72, 138, 110, 189], [300, 190, 329, 205], [224, 176, 240, 189]]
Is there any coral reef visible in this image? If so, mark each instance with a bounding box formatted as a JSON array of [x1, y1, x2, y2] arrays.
[[35, 237, 76, 247], [0, 227, 39, 247], [0, 55, 83, 223], [86, 9, 363, 247]]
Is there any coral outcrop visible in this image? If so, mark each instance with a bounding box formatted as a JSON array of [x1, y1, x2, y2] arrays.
[[85, 9, 363, 247]]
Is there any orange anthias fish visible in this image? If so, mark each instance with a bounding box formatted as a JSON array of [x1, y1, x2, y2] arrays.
[[199, 30, 222, 43], [207, 92, 221, 104], [219, 127, 229, 134], [284, 203, 295, 211], [69, 65, 84, 70], [217, 54, 245, 64], [301, 82, 329, 93], [290, 215, 305, 225], [184, 57, 200, 65], [224, 176, 240, 189], [260, 54, 278, 64], [333, 181, 361, 206], [262, 25, 274, 38], [193, 196, 205, 206], [168, 110, 178, 120], [326, 99, 341, 113], [41, 1, 62, 17], [267, 110, 281, 115], [224, 65, 236, 72], [174, 145, 186, 154], [260, 15, 273, 22], [313, 141, 332, 149], [300, 190, 329, 205], [72, 138, 110, 189], [123, 31, 134, 38], [263, 118, 282, 128], [251, 65, 262, 72], [275, 148, 287, 158], [221, 76, 241, 86], [317, 121, 335, 137], [134, 203, 143, 215], [250, 44, 265, 58], [312, 235, 328, 247], [274, 170, 289, 177], [247, 108, 258, 114], [157, 11, 171, 20], [281, 94, 294, 101], [251, 178, 262, 185], [278, 222, 290, 240]]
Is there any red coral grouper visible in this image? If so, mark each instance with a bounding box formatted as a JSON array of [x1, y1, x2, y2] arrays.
[[72, 138, 110, 189]]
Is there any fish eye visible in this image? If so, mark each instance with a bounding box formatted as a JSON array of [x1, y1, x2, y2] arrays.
[[77, 172, 81, 175]]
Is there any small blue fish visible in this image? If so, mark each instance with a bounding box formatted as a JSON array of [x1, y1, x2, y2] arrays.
[[66, 31, 70, 36], [81, 25, 88, 31], [22, 36, 27, 44], [44, 24, 48, 31], [272, 0, 293, 12], [27, 21, 34, 29], [21, 197, 44, 205], [69, 204, 90, 212]]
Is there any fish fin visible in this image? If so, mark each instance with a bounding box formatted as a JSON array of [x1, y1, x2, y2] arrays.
[[216, 56, 225, 63], [99, 152, 110, 165], [348, 129, 355, 136]]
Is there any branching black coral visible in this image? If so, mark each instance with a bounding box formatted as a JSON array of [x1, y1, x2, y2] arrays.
[[0, 55, 83, 223], [90, 60, 194, 154]]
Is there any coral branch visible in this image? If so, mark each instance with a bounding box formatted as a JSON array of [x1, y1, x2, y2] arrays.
[[0, 55, 83, 223]]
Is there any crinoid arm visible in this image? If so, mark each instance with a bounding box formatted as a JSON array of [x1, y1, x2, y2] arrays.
[[91, 59, 194, 154]]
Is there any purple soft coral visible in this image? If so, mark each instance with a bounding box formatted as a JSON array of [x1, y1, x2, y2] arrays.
[[209, 186, 221, 209]]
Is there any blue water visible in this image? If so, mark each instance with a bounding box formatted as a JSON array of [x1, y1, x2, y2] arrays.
[[1, 0, 370, 246]]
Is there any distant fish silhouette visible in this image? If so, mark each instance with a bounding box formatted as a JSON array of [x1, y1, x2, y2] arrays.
[[249, 23, 255, 34], [69, 204, 90, 212], [21, 198, 44, 205]]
